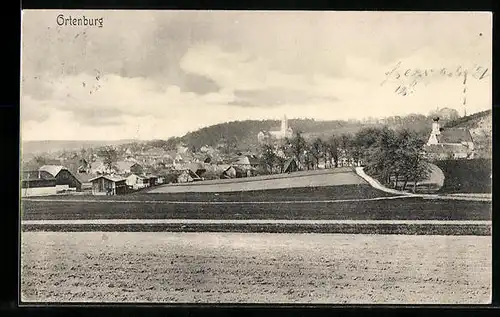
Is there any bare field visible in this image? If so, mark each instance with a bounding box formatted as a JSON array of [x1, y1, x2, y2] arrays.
[[148, 170, 366, 193], [21, 232, 491, 304]]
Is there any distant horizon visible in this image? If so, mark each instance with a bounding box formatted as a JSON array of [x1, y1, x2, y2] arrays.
[[21, 107, 491, 142]]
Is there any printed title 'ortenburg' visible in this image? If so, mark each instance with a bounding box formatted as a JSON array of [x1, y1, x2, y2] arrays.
[[56, 14, 103, 28]]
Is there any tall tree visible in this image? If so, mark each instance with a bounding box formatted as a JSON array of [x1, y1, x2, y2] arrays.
[[361, 127, 430, 192], [97, 146, 118, 174], [34, 155, 47, 166], [395, 129, 430, 192], [326, 135, 339, 168], [260, 143, 277, 173], [290, 132, 307, 170], [310, 138, 324, 169]]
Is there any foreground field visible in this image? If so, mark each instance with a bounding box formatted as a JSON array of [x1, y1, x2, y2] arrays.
[[22, 184, 397, 202], [22, 193, 492, 222], [21, 232, 491, 304]]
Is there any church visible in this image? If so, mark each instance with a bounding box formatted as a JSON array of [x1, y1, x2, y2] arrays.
[[257, 115, 294, 144], [424, 117, 475, 160]]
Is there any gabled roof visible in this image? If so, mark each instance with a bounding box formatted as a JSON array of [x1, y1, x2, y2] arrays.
[[224, 165, 247, 174], [115, 161, 140, 171], [179, 169, 201, 179], [75, 173, 97, 183], [234, 155, 260, 165], [89, 174, 127, 183], [437, 128, 473, 144], [283, 157, 298, 172], [187, 162, 206, 172], [125, 173, 146, 179], [39, 165, 67, 177], [22, 170, 56, 181]]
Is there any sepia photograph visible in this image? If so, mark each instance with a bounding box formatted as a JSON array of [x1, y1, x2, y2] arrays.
[[20, 10, 492, 304]]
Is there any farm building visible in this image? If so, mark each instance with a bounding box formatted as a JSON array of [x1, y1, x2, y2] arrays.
[[75, 173, 96, 192], [39, 165, 82, 192], [21, 170, 57, 197], [425, 117, 475, 160], [177, 169, 202, 183], [125, 173, 150, 190], [89, 175, 128, 195]]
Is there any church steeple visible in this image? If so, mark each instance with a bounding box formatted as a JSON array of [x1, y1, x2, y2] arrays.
[[281, 115, 288, 135]]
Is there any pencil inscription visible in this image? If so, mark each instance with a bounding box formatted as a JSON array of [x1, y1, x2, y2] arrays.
[[381, 62, 489, 96]]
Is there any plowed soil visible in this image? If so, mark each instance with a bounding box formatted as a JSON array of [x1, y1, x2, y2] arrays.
[[21, 232, 491, 304]]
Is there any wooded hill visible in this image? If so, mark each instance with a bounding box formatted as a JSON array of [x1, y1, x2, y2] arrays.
[[21, 108, 492, 157], [178, 115, 444, 152]]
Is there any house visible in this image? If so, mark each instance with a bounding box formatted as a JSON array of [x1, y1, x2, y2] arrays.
[[115, 161, 143, 175], [177, 169, 202, 183], [425, 117, 475, 160], [145, 174, 158, 186], [77, 158, 91, 173], [89, 175, 128, 195], [39, 165, 82, 192], [283, 158, 299, 173], [157, 176, 165, 184], [258, 115, 294, 143], [125, 173, 149, 190], [221, 165, 247, 179], [425, 144, 472, 160], [233, 155, 260, 169], [21, 170, 57, 197]]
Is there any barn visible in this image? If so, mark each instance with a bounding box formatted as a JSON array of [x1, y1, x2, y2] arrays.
[[21, 170, 57, 197], [89, 175, 128, 195], [39, 165, 82, 192]]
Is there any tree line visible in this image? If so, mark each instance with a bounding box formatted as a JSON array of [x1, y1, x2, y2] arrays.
[[259, 126, 430, 192]]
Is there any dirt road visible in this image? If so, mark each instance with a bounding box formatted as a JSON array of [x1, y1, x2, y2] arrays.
[[21, 232, 491, 304]]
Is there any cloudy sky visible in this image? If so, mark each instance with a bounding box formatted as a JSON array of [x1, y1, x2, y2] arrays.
[[21, 10, 491, 141]]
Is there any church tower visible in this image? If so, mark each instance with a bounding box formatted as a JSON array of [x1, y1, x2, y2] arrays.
[[281, 115, 288, 136]]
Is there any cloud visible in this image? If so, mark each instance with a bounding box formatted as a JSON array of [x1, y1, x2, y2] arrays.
[[234, 88, 339, 107], [20, 11, 492, 140], [180, 44, 343, 103]]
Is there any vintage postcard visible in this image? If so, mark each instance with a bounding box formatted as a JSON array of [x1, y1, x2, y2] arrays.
[[20, 10, 492, 304]]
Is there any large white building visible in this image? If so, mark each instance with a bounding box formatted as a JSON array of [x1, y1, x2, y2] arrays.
[[258, 115, 294, 143], [425, 117, 475, 160]]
